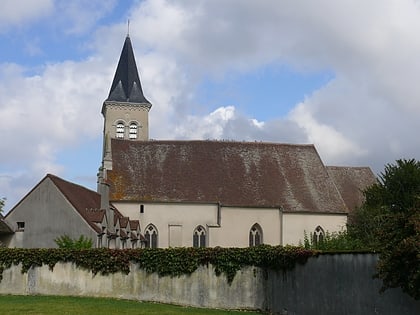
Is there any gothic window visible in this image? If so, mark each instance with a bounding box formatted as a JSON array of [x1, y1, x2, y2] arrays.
[[116, 122, 125, 139], [249, 223, 263, 247], [129, 122, 138, 139], [145, 224, 158, 248], [193, 225, 206, 248], [313, 226, 325, 246]]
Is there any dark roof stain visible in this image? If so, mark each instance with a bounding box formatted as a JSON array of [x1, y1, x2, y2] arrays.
[[106, 36, 150, 105], [108, 140, 349, 213], [327, 166, 377, 213]]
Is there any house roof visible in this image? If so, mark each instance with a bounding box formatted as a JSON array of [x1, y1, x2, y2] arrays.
[[129, 220, 140, 230], [108, 139, 349, 213], [327, 166, 377, 213], [0, 217, 13, 234], [105, 35, 150, 105], [47, 174, 105, 233], [119, 216, 129, 228]]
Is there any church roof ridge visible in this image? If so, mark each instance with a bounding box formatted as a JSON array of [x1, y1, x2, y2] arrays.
[[120, 138, 315, 148]]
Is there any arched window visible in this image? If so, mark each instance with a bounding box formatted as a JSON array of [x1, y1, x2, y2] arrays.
[[116, 122, 125, 139], [144, 224, 158, 248], [313, 226, 325, 246], [249, 223, 263, 247], [129, 122, 138, 139], [193, 225, 206, 247]]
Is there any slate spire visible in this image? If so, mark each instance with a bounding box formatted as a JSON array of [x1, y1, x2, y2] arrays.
[[106, 36, 151, 105]]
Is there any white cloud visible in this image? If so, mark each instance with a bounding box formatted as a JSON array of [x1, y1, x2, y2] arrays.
[[0, 0, 53, 32], [56, 0, 117, 35], [175, 106, 235, 139], [290, 102, 368, 163], [3, 0, 420, 210]]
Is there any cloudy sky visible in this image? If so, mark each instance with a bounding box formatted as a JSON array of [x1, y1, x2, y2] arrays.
[[1, 0, 420, 212]]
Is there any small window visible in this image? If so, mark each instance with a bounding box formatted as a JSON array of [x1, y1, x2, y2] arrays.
[[140, 204, 144, 214], [17, 221, 25, 231], [249, 223, 263, 247], [145, 224, 158, 248], [313, 226, 325, 246], [193, 225, 206, 248], [116, 122, 125, 138], [129, 123, 138, 139]]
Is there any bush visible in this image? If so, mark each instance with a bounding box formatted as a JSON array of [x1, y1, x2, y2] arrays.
[[54, 235, 93, 249]]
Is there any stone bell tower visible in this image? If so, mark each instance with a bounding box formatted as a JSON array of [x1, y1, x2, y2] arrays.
[[101, 35, 152, 168], [98, 35, 152, 236]]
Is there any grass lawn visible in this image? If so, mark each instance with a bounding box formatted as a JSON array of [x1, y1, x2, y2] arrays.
[[0, 295, 262, 314]]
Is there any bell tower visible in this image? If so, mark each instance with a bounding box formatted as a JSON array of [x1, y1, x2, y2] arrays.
[[98, 35, 152, 234], [102, 35, 152, 142], [101, 35, 152, 168]]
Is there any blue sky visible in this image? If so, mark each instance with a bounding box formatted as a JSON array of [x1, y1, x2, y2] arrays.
[[2, 0, 420, 212]]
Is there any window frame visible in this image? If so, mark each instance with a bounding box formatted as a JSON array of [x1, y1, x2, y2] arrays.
[[193, 225, 206, 248], [312, 225, 325, 246], [249, 223, 263, 247], [144, 224, 158, 248], [116, 121, 125, 139], [129, 122, 138, 139]]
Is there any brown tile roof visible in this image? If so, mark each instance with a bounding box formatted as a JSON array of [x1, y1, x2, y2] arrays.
[[47, 174, 104, 233], [0, 218, 13, 234], [108, 140, 348, 213], [119, 216, 129, 228], [129, 220, 139, 230], [327, 166, 377, 213]]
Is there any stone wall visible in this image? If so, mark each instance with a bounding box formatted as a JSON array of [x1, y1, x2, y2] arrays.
[[0, 254, 418, 314]]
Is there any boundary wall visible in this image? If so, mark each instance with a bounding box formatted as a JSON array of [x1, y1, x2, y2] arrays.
[[0, 254, 418, 314]]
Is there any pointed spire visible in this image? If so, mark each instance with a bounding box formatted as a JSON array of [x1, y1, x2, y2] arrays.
[[106, 36, 151, 105]]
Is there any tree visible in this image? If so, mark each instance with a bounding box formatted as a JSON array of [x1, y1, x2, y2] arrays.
[[353, 159, 420, 300], [54, 235, 93, 249]]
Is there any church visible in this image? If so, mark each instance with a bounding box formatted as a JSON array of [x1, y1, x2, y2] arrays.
[[0, 36, 376, 249]]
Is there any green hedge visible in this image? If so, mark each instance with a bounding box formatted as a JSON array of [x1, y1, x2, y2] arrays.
[[0, 245, 315, 283]]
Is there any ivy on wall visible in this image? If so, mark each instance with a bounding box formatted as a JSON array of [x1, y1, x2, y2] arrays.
[[0, 245, 316, 284]]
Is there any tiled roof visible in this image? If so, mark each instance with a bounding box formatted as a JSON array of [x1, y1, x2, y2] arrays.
[[327, 166, 377, 213], [48, 174, 104, 233], [0, 218, 13, 234], [119, 216, 129, 228], [129, 220, 139, 230], [108, 140, 348, 213]]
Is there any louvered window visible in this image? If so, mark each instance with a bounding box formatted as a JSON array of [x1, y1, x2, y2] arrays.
[[129, 123, 138, 139], [116, 122, 125, 138]]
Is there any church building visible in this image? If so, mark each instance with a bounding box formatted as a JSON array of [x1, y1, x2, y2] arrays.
[[0, 36, 377, 249]]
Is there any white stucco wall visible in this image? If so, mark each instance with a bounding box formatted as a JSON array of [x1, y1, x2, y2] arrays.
[[209, 207, 282, 247], [113, 202, 219, 248], [115, 202, 282, 248], [282, 212, 347, 246], [3, 178, 97, 248]]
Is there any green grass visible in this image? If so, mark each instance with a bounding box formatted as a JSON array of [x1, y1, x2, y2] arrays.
[[0, 295, 262, 314]]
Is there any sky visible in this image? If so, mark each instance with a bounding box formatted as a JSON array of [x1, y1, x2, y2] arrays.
[[1, 0, 420, 212]]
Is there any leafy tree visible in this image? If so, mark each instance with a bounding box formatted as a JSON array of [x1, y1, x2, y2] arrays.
[[302, 230, 364, 251], [54, 235, 93, 249], [354, 159, 420, 300]]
